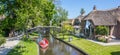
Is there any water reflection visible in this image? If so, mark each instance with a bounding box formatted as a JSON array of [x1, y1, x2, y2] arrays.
[[38, 36, 83, 55], [40, 47, 49, 54]]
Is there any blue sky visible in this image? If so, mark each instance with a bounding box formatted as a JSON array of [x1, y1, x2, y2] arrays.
[[60, 0, 120, 19]]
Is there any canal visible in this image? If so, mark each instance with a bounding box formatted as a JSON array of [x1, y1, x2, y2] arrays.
[[38, 36, 84, 55]]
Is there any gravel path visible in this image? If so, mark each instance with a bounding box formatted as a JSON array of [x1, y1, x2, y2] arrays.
[[0, 40, 20, 55], [0, 34, 23, 55], [88, 39, 120, 46]]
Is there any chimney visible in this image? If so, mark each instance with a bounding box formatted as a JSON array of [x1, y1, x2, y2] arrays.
[[118, 6, 120, 9], [93, 5, 97, 10], [117, 6, 120, 10]]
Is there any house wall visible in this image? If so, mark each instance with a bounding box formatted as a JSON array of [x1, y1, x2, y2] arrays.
[[109, 26, 114, 36], [113, 21, 120, 38], [80, 20, 86, 33]]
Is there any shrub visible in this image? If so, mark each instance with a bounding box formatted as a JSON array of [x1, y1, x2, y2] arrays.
[[62, 24, 74, 34], [97, 36, 106, 42], [0, 37, 6, 46], [95, 26, 109, 35], [22, 35, 27, 41], [21, 35, 31, 41]]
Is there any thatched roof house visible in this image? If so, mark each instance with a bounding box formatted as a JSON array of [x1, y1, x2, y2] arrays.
[[83, 6, 120, 38], [73, 15, 84, 26], [61, 14, 84, 26]]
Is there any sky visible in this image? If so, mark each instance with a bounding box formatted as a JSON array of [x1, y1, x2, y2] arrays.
[[60, 0, 120, 19]]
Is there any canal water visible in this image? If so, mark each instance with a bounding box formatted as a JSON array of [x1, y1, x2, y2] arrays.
[[38, 36, 84, 55]]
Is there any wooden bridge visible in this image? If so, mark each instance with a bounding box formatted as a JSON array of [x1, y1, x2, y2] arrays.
[[27, 26, 61, 36]]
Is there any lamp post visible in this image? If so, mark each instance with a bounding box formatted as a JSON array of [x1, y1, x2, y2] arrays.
[[68, 36, 72, 42]]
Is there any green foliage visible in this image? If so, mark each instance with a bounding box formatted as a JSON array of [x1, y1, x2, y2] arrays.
[[29, 32, 38, 36], [53, 6, 68, 26], [95, 26, 109, 35], [21, 35, 31, 41], [8, 40, 37, 55], [0, 37, 6, 46], [62, 24, 73, 34], [80, 8, 85, 15], [0, 0, 56, 37], [40, 0, 56, 26]]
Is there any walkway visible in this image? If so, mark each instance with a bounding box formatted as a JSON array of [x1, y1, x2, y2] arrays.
[[73, 33, 120, 46], [88, 39, 120, 46], [0, 34, 23, 55]]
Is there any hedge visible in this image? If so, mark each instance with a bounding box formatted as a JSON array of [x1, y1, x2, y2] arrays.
[[95, 26, 109, 35]]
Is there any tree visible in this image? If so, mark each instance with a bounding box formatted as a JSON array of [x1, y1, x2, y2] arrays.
[[0, 0, 56, 37], [61, 24, 73, 39], [40, 0, 56, 26], [80, 8, 85, 15], [62, 24, 73, 34], [0, 0, 18, 37], [52, 6, 68, 26]]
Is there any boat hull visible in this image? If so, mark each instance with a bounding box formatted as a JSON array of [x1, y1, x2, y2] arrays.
[[39, 38, 49, 48]]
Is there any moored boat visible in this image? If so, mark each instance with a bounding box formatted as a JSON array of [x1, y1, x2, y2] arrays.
[[39, 38, 49, 48]]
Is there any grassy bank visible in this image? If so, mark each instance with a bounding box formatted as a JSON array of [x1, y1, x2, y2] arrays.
[[7, 40, 38, 55], [58, 35, 120, 55]]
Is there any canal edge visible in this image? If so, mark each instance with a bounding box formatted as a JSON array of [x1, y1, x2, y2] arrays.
[[36, 41, 40, 55], [53, 36, 89, 55]]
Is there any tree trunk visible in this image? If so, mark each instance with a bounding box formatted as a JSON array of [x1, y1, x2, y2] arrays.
[[32, 20, 35, 28]]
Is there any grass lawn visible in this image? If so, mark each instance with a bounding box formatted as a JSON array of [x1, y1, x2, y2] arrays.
[[58, 35, 120, 55], [7, 40, 38, 55]]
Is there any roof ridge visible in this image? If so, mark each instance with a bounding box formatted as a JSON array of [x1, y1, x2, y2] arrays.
[[94, 7, 118, 12]]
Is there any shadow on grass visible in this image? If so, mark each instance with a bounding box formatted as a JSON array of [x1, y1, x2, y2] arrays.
[[21, 37, 34, 43], [7, 45, 26, 55], [111, 51, 120, 55], [22, 40, 33, 44], [76, 38, 81, 40], [59, 38, 68, 40]]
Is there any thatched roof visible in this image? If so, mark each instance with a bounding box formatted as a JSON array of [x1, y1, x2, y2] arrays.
[[69, 19, 74, 25], [84, 6, 120, 26], [72, 15, 84, 25], [109, 7, 120, 22], [76, 15, 84, 22]]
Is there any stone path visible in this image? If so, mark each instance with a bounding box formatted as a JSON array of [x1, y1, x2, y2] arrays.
[[0, 40, 20, 55], [0, 34, 23, 55], [88, 39, 120, 46]]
